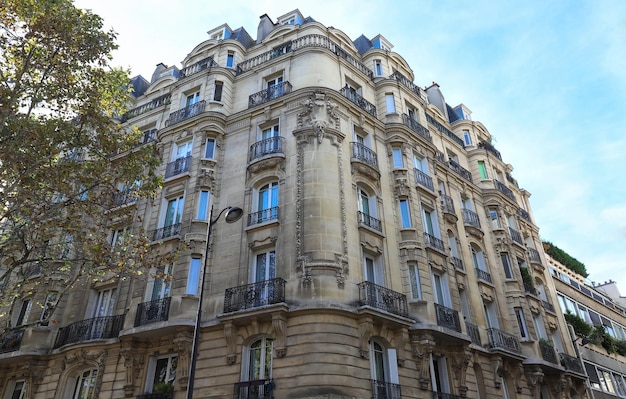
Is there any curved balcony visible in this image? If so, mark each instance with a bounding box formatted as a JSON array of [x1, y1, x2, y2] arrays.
[[441, 195, 457, 223], [487, 328, 521, 354], [358, 211, 382, 232], [134, 297, 171, 327], [249, 82, 293, 108], [560, 353, 584, 374], [508, 227, 524, 246], [358, 281, 408, 317], [461, 208, 483, 238], [475, 268, 492, 284], [151, 223, 182, 241], [340, 86, 377, 117], [223, 278, 286, 313], [166, 100, 205, 127], [494, 180, 516, 202], [414, 168, 434, 191], [54, 314, 125, 348], [0, 329, 24, 354], [248, 137, 285, 162], [247, 207, 279, 226], [371, 380, 401, 399], [435, 303, 461, 333], [234, 379, 274, 399], [402, 114, 431, 142], [164, 156, 191, 179], [539, 340, 558, 364], [351, 142, 379, 176], [424, 232, 445, 253]]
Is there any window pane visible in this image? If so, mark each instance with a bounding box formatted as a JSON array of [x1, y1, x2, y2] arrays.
[[392, 148, 403, 168], [399, 200, 411, 228], [197, 191, 210, 220], [187, 258, 201, 295], [205, 139, 215, 158]]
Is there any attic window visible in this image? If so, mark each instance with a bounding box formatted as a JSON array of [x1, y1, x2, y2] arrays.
[[211, 30, 224, 41], [280, 14, 297, 25]]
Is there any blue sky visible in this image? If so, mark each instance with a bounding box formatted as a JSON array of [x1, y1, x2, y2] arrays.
[[75, 0, 626, 290]]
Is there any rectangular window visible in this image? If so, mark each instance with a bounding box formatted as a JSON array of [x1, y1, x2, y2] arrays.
[[16, 299, 31, 326], [408, 263, 421, 300], [110, 227, 126, 248], [463, 130, 472, 146], [399, 199, 411, 228], [9, 381, 25, 399], [515, 308, 529, 340], [226, 51, 235, 68], [213, 81, 223, 102], [204, 138, 215, 159], [197, 191, 210, 221], [186, 92, 200, 106], [392, 147, 403, 168], [478, 161, 488, 180], [374, 60, 383, 76], [483, 301, 499, 328], [385, 93, 395, 113], [489, 209, 500, 229], [187, 258, 202, 295], [533, 313, 547, 339], [501, 253, 513, 279], [93, 288, 116, 317]]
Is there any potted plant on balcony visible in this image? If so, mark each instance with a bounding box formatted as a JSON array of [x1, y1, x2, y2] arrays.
[[153, 382, 174, 398]]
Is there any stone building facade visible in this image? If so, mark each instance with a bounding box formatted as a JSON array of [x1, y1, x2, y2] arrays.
[[0, 9, 589, 399]]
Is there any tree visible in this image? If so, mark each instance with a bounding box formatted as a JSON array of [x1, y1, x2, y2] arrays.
[[0, 0, 164, 328]]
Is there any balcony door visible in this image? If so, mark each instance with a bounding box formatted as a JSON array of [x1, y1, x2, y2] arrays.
[[431, 271, 451, 307], [253, 251, 276, 305], [164, 196, 184, 233], [267, 76, 283, 98], [93, 288, 116, 318]]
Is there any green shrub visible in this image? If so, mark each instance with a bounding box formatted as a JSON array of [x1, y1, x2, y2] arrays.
[[564, 311, 592, 337]]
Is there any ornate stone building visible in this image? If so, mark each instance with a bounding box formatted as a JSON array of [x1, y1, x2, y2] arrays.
[[0, 9, 589, 399]]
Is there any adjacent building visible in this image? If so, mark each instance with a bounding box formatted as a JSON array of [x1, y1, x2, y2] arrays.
[[0, 9, 590, 399]]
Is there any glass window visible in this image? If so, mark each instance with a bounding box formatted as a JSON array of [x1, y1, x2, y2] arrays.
[[408, 263, 421, 300], [187, 258, 202, 295], [478, 161, 488, 180], [463, 130, 471, 146], [241, 338, 273, 398], [8, 380, 25, 399], [93, 288, 116, 317], [197, 191, 210, 221], [73, 369, 98, 399], [186, 92, 200, 106], [16, 299, 31, 326], [213, 81, 223, 102], [489, 209, 501, 229], [385, 93, 395, 113], [501, 253, 513, 279], [254, 251, 276, 283], [152, 355, 177, 391], [204, 138, 216, 159], [164, 196, 184, 228], [151, 265, 173, 300], [515, 308, 529, 340], [374, 60, 383, 76], [392, 147, 403, 168], [399, 199, 411, 228], [226, 51, 235, 68]]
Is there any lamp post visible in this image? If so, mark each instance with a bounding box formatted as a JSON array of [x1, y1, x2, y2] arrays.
[[186, 205, 243, 399]]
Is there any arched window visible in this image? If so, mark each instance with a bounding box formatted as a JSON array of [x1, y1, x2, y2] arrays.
[[369, 339, 399, 398], [239, 337, 274, 398], [357, 186, 380, 231], [251, 182, 279, 224], [58, 368, 99, 399]]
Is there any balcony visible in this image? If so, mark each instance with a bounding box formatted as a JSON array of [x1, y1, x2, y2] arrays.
[[166, 100, 205, 127], [465, 322, 481, 345], [487, 328, 521, 353], [435, 303, 461, 333], [351, 142, 379, 170], [0, 329, 24, 354], [461, 209, 481, 229], [441, 195, 457, 223], [402, 114, 431, 142], [223, 278, 286, 313], [249, 137, 285, 162], [391, 71, 423, 98], [508, 227, 523, 246], [112, 190, 137, 208], [54, 314, 125, 348], [518, 207, 531, 222], [478, 141, 502, 161], [424, 232, 445, 253], [542, 300, 556, 313], [431, 392, 462, 399], [539, 340, 558, 364], [414, 168, 434, 191], [151, 223, 182, 241], [448, 159, 473, 183], [247, 207, 279, 226], [494, 180, 515, 202], [358, 281, 408, 317], [560, 353, 584, 374], [179, 56, 216, 79], [524, 282, 538, 296], [248, 82, 293, 108], [358, 211, 382, 232], [164, 156, 191, 179], [475, 268, 492, 284], [425, 113, 465, 147], [451, 256, 464, 271], [121, 94, 171, 122], [371, 380, 401, 399], [340, 86, 377, 117], [528, 247, 542, 265], [134, 297, 171, 327], [233, 379, 273, 399]]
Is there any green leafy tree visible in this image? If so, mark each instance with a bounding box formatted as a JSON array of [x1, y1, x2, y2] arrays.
[[542, 241, 588, 277], [0, 0, 164, 328]]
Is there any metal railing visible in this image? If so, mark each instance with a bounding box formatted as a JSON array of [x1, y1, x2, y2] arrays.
[[560, 353, 584, 374], [539, 340, 558, 364], [451, 256, 464, 271], [351, 142, 378, 169], [441, 195, 455, 215], [508, 227, 523, 245], [358, 211, 382, 232], [518, 207, 531, 222], [340, 86, 377, 117], [402, 114, 431, 142], [166, 100, 205, 126], [528, 248, 542, 265], [233, 379, 274, 399], [475, 268, 492, 284], [461, 209, 481, 229], [487, 328, 521, 353], [0, 329, 24, 354], [151, 223, 182, 241], [465, 322, 481, 345], [249, 82, 293, 108], [495, 180, 515, 201], [54, 314, 125, 348], [448, 159, 473, 183], [179, 56, 216, 79], [223, 278, 286, 313], [435, 303, 461, 332], [247, 207, 279, 226], [164, 156, 191, 178], [358, 281, 408, 317], [371, 380, 401, 399], [112, 190, 137, 207], [524, 282, 538, 296], [542, 300, 556, 313], [134, 297, 171, 327], [425, 113, 465, 147], [414, 168, 434, 191], [249, 137, 285, 162], [424, 233, 445, 252], [478, 141, 502, 160], [391, 71, 423, 98], [122, 94, 171, 122]]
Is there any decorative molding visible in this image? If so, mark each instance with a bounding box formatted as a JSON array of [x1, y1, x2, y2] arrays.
[[297, 91, 340, 143], [272, 313, 287, 358], [174, 330, 193, 390], [224, 321, 237, 365], [358, 317, 374, 359]]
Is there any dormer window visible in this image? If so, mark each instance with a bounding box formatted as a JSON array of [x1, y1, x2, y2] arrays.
[[211, 31, 223, 41], [278, 10, 303, 26]]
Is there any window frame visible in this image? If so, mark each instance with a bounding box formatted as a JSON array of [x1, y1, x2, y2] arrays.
[[399, 199, 412, 228], [408, 263, 422, 300], [187, 257, 202, 295], [385, 93, 395, 114], [501, 253, 514, 279], [196, 190, 210, 221], [145, 354, 178, 393], [213, 80, 223, 102], [514, 307, 529, 340]]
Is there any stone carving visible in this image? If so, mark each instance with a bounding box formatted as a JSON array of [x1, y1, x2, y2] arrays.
[[174, 331, 193, 390], [491, 356, 503, 388], [120, 342, 145, 397], [451, 348, 472, 397], [272, 313, 287, 358], [411, 334, 435, 390], [297, 91, 340, 143], [358, 318, 373, 359], [224, 322, 237, 364]]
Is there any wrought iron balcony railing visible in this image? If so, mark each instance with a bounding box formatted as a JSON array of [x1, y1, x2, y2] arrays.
[[166, 100, 205, 126], [371, 379, 401, 399], [524, 282, 538, 296], [151, 223, 182, 241], [451, 256, 464, 271], [508, 227, 523, 246], [528, 247, 542, 265], [340, 86, 377, 117], [358, 211, 382, 232], [247, 207, 279, 226], [495, 180, 515, 201], [518, 207, 531, 222], [179, 56, 216, 79], [351, 142, 378, 169], [465, 322, 481, 345], [54, 314, 125, 348], [478, 141, 502, 160], [402, 114, 431, 142], [461, 208, 481, 229], [448, 159, 473, 183], [249, 136, 285, 162], [414, 168, 434, 191], [391, 71, 423, 98], [112, 190, 137, 208], [441, 195, 456, 215], [122, 94, 171, 122], [560, 353, 584, 374], [223, 278, 286, 313], [134, 297, 171, 327], [542, 300, 556, 313], [475, 268, 492, 284], [424, 233, 445, 252], [164, 155, 191, 178], [435, 303, 461, 332], [0, 329, 24, 354], [249, 82, 293, 108], [539, 340, 558, 364], [431, 392, 462, 399], [487, 327, 521, 353], [425, 113, 465, 147], [233, 379, 274, 399], [358, 281, 408, 317]]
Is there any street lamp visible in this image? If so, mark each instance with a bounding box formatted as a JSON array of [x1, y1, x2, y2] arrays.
[[187, 205, 243, 399]]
